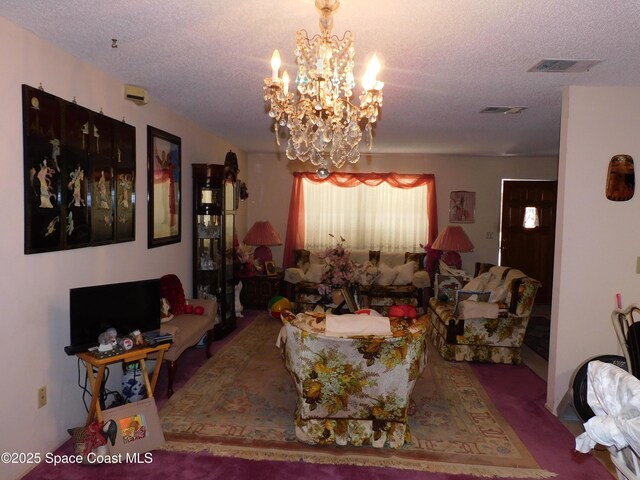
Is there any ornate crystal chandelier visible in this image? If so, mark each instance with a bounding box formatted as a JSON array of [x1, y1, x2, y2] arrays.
[[263, 0, 384, 172]]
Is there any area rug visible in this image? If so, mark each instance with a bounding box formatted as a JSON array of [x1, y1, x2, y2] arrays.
[[160, 314, 555, 479], [524, 316, 550, 360]]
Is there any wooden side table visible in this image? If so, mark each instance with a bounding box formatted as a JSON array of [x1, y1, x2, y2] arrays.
[[76, 342, 171, 426], [239, 273, 283, 308]]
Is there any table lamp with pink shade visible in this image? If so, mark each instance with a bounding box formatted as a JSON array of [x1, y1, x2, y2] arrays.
[[243, 221, 283, 269], [431, 225, 474, 270]]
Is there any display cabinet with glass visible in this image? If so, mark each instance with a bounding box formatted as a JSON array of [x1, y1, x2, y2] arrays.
[[192, 154, 238, 339]]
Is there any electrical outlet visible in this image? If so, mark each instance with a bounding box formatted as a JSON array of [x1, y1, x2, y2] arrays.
[[38, 386, 47, 408], [486, 232, 494, 239]]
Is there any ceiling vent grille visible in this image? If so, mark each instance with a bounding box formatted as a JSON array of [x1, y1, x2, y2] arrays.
[[480, 106, 528, 114], [528, 59, 602, 73]]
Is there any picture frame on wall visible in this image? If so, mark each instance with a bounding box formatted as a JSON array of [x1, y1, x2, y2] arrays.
[[22, 84, 136, 254], [147, 126, 181, 248], [449, 191, 475, 223]]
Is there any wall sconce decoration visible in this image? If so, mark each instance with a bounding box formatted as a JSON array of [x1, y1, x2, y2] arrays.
[[606, 154, 634, 201]]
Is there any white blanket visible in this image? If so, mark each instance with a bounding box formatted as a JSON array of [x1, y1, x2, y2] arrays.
[[575, 360, 640, 455], [325, 314, 392, 337]]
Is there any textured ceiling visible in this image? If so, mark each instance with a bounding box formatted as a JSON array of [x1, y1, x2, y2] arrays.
[[3, 0, 640, 157]]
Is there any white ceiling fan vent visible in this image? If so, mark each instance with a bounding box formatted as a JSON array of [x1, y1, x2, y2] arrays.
[[528, 59, 602, 73], [480, 106, 528, 114]]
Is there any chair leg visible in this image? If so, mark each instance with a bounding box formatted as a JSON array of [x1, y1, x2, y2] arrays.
[[167, 360, 177, 398], [205, 328, 214, 358]]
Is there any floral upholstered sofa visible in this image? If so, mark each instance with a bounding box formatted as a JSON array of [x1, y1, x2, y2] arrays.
[[283, 249, 431, 315], [427, 263, 540, 364]]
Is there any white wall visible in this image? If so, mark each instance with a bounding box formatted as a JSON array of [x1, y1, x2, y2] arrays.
[[246, 153, 558, 274], [0, 17, 247, 480], [549, 86, 640, 413]]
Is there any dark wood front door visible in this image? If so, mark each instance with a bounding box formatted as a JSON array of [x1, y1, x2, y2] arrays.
[[500, 180, 557, 305]]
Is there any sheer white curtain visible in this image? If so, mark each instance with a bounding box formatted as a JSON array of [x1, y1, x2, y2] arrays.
[[303, 179, 428, 252]]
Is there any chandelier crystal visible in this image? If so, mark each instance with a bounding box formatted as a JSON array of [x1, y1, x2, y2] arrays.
[[263, 0, 384, 171]]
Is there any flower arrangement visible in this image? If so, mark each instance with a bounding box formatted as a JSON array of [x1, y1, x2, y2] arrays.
[[237, 243, 254, 264], [317, 234, 356, 296], [236, 244, 260, 277]]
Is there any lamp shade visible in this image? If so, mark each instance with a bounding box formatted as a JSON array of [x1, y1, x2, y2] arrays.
[[243, 221, 282, 246], [431, 226, 474, 252], [243, 221, 283, 268]]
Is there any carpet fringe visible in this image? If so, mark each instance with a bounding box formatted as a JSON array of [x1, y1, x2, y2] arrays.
[[162, 440, 557, 479]]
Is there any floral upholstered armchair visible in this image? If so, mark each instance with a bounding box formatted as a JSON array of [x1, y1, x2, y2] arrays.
[[427, 263, 540, 364], [278, 311, 428, 448]]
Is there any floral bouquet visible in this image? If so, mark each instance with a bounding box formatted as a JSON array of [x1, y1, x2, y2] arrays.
[[236, 244, 257, 277], [317, 234, 356, 297]]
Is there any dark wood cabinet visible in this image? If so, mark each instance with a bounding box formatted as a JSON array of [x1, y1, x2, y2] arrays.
[[192, 153, 238, 340], [239, 273, 283, 309]]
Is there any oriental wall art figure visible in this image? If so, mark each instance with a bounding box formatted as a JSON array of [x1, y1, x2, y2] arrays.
[[22, 84, 136, 253], [147, 126, 181, 248]]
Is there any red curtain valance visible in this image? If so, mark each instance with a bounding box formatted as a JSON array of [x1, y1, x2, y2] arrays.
[[283, 172, 438, 268]]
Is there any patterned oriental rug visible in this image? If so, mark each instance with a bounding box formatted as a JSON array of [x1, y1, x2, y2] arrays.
[[160, 314, 555, 479]]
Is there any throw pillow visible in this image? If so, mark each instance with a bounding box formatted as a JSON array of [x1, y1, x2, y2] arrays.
[[374, 262, 398, 286], [294, 249, 311, 273], [392, 261, 416, 285], [303, 262, 325, 283], [369, 250, 381, 266], [355, 261, 379, 286], [458, 300, 499, 320], [435, 273, 465, 302], [454, 290, 491, 315], [405, 252, 424, 271]]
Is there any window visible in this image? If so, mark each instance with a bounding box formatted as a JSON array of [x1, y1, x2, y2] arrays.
[[304, 179, 427, 252], [523, 206, 540, 229], [282, 172, 438, 267]]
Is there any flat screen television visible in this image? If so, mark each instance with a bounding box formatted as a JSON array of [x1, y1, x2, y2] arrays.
[[64, 278, 161, 355]]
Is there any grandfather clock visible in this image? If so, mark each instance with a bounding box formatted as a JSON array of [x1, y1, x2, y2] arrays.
[[192, 152, 238, 339]]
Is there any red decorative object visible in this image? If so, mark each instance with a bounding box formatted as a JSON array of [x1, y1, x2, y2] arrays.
[[159, 274, 186, 315], [194, 305, 205, 315], [389, 304, 417, 319], [184, 304, 194, 314]]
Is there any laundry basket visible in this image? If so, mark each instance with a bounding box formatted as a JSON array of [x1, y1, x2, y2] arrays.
[[608, 446, 640, 480]]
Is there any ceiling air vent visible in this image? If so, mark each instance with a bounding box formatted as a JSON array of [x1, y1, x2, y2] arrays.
[[480, 106, 528, 114], [528, 59, 602, 73]]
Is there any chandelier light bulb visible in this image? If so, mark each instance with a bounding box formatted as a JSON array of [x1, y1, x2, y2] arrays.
[[271, 49, 281, 81], [282, 70, 290, 95], [362, 54, 381, 91]]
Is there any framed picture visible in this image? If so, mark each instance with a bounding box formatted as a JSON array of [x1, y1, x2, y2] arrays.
[[22, 84, 136, 254], [147, 126, 181, 248], [264, 260, 277, 276], [341, 286, 359, 313], [449, 191, 475, 223], [101, 397, 164, 456]]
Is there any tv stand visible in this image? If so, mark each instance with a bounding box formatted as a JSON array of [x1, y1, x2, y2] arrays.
[[76, 342, 171, 426]]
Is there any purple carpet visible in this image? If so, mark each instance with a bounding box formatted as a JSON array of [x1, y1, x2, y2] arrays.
[[22, 310, 610, 479]]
